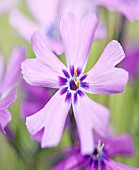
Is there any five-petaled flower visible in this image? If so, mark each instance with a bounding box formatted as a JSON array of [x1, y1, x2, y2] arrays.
[[10, 0, 106, 55], [54, 134, 139, 170], [22, 13, 128, 155]]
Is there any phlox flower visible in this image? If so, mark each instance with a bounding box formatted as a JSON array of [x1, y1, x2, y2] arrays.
[[10, 0, 106, 55], [0, 47, 25, 132], [96, 0, 139, 22], [22, 13, 128, 155], [53, 134, 139, 170]]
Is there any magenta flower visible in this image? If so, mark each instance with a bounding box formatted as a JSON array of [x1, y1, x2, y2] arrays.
[[96, 0, 139, 22], [21, 80, 52, 121], [0, 47, 25, 132], [22, 13, 128, 154], [10, 0, 106, 55], [53, 134, 138, 170], [20, 81, 52, 142]]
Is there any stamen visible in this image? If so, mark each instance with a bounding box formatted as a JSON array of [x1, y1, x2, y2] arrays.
[[74, 79, 80, 87], [74, 70, 78, 77], [97, 140, 104, 153], [93, 140, 104, 159]]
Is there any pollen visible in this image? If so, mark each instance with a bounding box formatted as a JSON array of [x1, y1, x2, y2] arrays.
[[93, 140, 104, 159], [74, 70, 78, 77], [74, 79, 80, 87]]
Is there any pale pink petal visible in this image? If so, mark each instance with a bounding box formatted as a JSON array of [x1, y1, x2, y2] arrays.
[[0, 0, 18, 14], [0, 109, 12, 131], [31, 32, 66, 71], [61, 0, 97, 19], [1, 47, 25, 93], [120, 3, 139, 22], [10, 9, 40, 42], [21, 58, 62, 88], [26, 0, 61, 27], [85, 40, 128, 94], [94, 22, 107, 40], [72, 93, 110, 155], [45, 36, 64, 56], [26, 89, 71, 147], [0, 88, 17, 109], [60, 13, 98, 72], [61, 0, 106, 41]]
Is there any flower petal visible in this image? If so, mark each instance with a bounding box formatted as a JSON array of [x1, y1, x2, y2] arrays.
[[0, 109, 12, 131], [104, 159, 139, 170], [31, 31, 66, 69], [1, 47, 25, 94], [105, 134, 134, 157], [94, 22, 107, 40], [85, 40, 128, 94], [0, 88, 17, 109], [60, 13, 98, 72], [26, 0, 60, 27], [21, 82, 51, 120], [10, 9, 40, 42], [53, 152, 84, 170], [116, 162, 139, 170], [72, 93, 110, 155], [26, 89, 71, 148], [21, 58, 62, 88]]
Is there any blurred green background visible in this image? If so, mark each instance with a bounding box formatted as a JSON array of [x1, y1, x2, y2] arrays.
[[0, 0, 139, 169]]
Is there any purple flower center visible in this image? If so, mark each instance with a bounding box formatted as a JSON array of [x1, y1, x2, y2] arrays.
[[91, 140, 104, 162], [59, 66, 89, 103], [69, 79, 80, 91]]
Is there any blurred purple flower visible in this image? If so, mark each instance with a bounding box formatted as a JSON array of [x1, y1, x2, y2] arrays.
[[53, 134, 138, 170], [96, 0, 139, 22], [21, 80, 52, 121], [120, 47, 139, 80], [0, 47, 25, 132], [10, 0, 106, 55], [20, 80, 52, 142], [21, 13, 128, 155], [60, 0, 106, 40], [10, 0, 63, 55]]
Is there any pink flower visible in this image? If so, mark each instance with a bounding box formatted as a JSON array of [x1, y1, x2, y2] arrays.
[[53, 134, 137, 170], [0, 47, 25, 132], [22, 13, 128, 155], [10, 0, 106, 55]]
